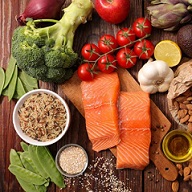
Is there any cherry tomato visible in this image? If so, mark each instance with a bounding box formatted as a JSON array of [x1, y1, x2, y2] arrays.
[[116, 28, 136, 47], [98, 34, 118, 53], [133, 39, 154, 60], [116, 48, 137, 68], [132, 17, 152, 38], [98, 54, 117, 73], [77, 63, 95, 81], [81, 43, 100, 61]]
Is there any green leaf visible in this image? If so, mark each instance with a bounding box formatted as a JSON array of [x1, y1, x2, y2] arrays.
[[3, 56, 17, 89], [19, 70, 39, 91], [13, 77, 26, 99], [0, 67, 5, 95], [7, 65, 18, 101], [8, 164, 48, 185], [9, 149, 23, 167], [2, 86, 8, 96]]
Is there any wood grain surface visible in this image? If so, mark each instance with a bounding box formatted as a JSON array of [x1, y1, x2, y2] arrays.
[[1, 0, 192, 192]]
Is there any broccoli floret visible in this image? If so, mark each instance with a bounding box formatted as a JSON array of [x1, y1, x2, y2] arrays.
[[11, 0, 93, 83], [12, 41, 44, 69], [44, 49, 77, 68], [27, 66, 47, 80], [12, 25, 45, 48]]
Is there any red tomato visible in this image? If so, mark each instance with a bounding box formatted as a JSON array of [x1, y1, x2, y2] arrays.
[[132, 17, 152, 38], [77, 63, 95, 81], [133, 39, 154, 60], [81, 43, 100, 61], [116, 28, 136, 47], [116, 48, 137, 68], [98, 54, 117, 73], [94, 0, 130, 24], [98, 34, 118, 53]]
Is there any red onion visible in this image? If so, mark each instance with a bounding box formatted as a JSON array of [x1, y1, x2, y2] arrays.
[[17, 0, 65, 25]]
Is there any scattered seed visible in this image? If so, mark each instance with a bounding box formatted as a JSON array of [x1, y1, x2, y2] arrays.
[[65, 156, 133, 192]]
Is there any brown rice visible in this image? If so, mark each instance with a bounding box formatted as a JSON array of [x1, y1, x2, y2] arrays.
[[18, 92, 67, 141]]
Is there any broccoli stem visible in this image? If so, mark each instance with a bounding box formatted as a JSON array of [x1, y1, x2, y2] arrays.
[[59, 0, 93, 48], [35, 0, 93, 50], [34, 19, 59, 24]]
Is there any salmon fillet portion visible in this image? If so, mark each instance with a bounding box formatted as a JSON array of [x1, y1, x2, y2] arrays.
[[81, 72, 120, 152], [117, 91, 151, 170]]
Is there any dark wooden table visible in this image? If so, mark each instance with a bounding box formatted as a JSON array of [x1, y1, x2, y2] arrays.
[[1, 0, 192, 191]]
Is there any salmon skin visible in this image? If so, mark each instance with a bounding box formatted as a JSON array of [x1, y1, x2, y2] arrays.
[[81, 72, 120, 152], [117, 91, 151, 170]]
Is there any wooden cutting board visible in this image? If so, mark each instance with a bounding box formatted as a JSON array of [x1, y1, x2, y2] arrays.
[[60, 67, 178, 181]]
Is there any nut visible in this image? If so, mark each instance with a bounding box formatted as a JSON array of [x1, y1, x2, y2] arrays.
[[176, 163, 182, 170], [175, 160, 192, 185], [175, 96, 186, 102], [179, 103, 187, 109], [186, 104, 192, 110], [183, 175, 191, 181], [187, 123, 192, 133], [187, 96, 192, 101], [174, 101, 179, 110], [183, 167, 191, 177], [180, 114, 190, 124], [188, 160, 192, 170], [178, 109, 188, 119], [188, 110, 192, 115], [183, 100, 190, 104], [176, 163, 183, 176], [188, 116, 192, 122], [175, 90, 192, 132], [171, 180, 179, 192]]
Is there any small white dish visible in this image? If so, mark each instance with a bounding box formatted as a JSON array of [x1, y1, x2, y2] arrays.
[[13, 89, 70, 146], [55, 144, 88, 177]]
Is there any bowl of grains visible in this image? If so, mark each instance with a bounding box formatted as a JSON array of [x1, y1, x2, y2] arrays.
[[55, 144, 88, 177], [13, 89, 70, 146]]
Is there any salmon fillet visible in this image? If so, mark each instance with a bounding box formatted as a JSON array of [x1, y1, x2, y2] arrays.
[[117, 91, 151, 170], [81, 72, 120, 152]]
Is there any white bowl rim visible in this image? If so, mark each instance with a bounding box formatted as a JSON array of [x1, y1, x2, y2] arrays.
[[12, 89, 70, 146]]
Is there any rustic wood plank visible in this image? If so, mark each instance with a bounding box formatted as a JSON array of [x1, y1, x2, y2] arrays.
[[0, 1, 26, 191]]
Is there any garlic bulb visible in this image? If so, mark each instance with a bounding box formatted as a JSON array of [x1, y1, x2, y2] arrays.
[[138, 59, 174, 94]]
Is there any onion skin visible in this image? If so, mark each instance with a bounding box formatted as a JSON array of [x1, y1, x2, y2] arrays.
[[17, 0, 65, 25]]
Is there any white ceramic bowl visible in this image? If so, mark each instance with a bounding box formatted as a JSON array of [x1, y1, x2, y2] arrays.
[[13, 89, 70, 146]]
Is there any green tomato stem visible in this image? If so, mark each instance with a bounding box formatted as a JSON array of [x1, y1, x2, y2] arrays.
[[82, 34, 151, 70]]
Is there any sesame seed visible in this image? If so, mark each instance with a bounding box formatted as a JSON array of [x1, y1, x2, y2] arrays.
[[59, 146, 87, 175], [65, 156, 132, 192]]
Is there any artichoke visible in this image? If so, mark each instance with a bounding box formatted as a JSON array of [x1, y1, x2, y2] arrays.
[[147, 0, 192, 31]]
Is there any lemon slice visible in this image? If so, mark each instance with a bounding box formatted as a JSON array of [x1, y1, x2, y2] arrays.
[[154, 40, 182, 67]]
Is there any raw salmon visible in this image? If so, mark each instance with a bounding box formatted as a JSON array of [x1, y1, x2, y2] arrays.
[[81, 72, 120, 152], [116, 91, 151, 170]]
